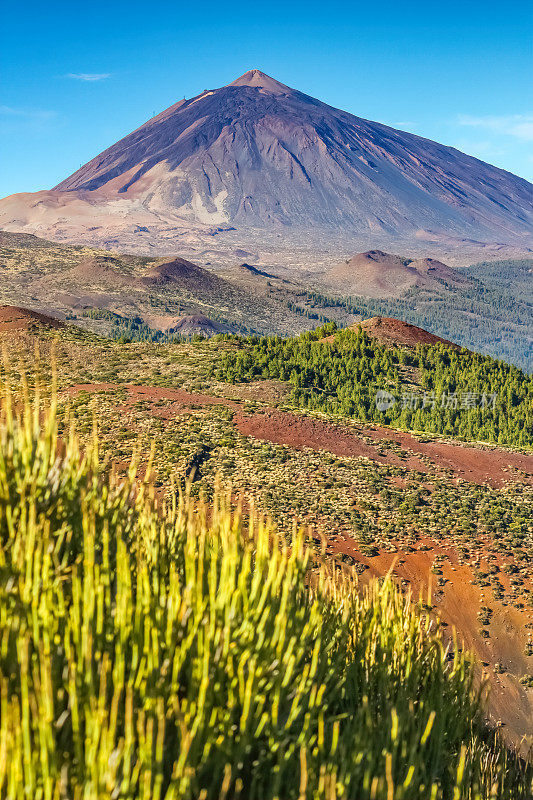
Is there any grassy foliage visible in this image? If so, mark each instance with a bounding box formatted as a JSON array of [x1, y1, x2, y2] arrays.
[[0, 383, 530, 798], [216, 326, 533, 446], [54, 386, 533, 613]]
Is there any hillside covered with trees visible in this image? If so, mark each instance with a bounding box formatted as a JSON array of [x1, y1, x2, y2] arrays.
[[216, 324, 533, 446]]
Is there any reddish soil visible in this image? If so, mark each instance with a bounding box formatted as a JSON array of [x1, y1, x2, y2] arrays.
[[326, 533, 533, 750], [65, 385, 532, 488], [140, 258, 222, 291], [361, 424, 533, 488], [234, 409, 533, 488], [235, 409, 430, 473], [167, 314, 225, 335], [0, 305, 64, 331], [64, 382, 420, 470], [322, 316, 459, 349], [69, 256, 137, 288]]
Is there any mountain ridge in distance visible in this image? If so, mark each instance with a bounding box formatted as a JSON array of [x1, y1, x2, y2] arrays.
[[1, 228, 531, 370], [0, 69, 532, 263]]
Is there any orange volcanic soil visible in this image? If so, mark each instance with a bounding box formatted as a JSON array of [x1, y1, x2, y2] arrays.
[[323, 316, 460, 349], [65, 382, 533, 492], [0, 305, 64, 332], [65, 382, 241, 412], [234, 408, 532, 488], [328, 536, 533, 749]]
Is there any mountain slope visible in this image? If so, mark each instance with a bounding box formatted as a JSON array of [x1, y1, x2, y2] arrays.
[[0, 305, 64, 332], [462, 258, 533, 304], [0, 230, 340, 338], [3, 320, 532, 751], [323, 249, 473, 297], [1, 231, 532, 368], [0, 70, 532, 256], [322, 316, 461, 348]]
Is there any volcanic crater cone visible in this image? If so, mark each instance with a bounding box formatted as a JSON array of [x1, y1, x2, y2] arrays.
[[0, 69, 532, 254]]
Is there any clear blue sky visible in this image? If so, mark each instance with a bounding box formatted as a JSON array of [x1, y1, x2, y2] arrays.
[[1, 0, 532, 197]]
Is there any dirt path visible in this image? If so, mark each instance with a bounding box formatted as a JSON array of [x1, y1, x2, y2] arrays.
[[235, 409, 533, 488], [66, 385, 533, 488]]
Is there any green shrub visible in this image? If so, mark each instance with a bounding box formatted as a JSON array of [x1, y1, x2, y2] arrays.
[[0, 388, 530, 798], [216, 327, 533, 446]]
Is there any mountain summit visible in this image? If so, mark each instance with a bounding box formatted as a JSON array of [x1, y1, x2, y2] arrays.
[[1, 69, 532, 255], [227, 69, 292, 93]]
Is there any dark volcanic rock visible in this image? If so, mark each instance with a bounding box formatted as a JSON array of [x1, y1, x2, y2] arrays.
[[168, 314, 226, 336]]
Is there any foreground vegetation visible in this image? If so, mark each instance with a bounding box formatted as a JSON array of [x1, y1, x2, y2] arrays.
[[217, 325, 533, 446], [0, 378, 531, 798]]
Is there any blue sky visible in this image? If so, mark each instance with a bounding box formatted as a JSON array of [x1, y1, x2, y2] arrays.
[[1, 0, 532, 196]]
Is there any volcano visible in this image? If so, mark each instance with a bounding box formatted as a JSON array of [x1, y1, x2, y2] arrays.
[[324, 249, 473, 297], [1, 69, 532, 257]]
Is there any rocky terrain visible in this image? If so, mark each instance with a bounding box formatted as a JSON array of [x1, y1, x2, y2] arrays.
[[321, 316, 460, 349], [0, 231, 331, 338], [1, 231, 531, 369]]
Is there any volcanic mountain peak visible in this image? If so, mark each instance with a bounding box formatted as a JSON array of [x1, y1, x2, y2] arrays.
[[324, 249, 472, 298], [139, 258, 224, 293], [1, 69, 532, 256], [167, 314, 226, 336], [358, 316, 460, 349], [0, 305, 64, 332], [228, 69, 291, 94], [143, 257, 211, 282], [322, 317, 459, 350], [349, 251, 409, 268]]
